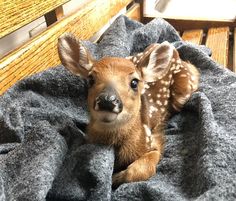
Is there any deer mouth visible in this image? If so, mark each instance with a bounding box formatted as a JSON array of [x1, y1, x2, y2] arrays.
[[95, 111, 118, 123]]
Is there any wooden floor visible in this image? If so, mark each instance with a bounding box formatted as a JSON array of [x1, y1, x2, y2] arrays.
[[181, 27, 235, 72]]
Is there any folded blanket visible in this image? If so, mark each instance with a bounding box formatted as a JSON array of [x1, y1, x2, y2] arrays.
[[0, 16, 236, 201]]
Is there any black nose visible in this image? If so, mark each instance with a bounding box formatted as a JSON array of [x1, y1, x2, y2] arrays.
[[95, 86, 123, 113]]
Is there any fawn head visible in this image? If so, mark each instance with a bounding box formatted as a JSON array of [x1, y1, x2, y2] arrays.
[[58, 34, 176, 127]]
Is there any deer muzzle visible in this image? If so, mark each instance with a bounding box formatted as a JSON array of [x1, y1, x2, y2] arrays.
[[94, 86, 123, 114]]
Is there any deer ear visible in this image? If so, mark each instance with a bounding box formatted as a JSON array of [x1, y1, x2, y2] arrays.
[[58, 33, 94, 77], [126, 42, 174, 82], [142, 41, 174, 82]]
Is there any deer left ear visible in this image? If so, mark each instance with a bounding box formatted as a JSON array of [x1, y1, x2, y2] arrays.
[[142, 41, 174, 82], [58, 33, 94, 77], [126, 42, 174, 82]]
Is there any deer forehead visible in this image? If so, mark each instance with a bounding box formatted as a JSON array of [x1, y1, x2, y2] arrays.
[[92, 57, 141, 80]]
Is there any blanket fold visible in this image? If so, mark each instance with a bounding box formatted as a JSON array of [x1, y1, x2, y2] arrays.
[[0, 16, 236, 201]]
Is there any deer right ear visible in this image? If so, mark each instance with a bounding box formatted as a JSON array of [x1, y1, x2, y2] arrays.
[[126, 42, 174, 82], [58, 33, 94, 77], [142, 41, 174, 82]]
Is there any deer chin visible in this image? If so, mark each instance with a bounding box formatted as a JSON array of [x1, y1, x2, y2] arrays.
[[95, 111, 119, 123]]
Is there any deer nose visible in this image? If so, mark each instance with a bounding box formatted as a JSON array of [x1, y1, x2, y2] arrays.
[[94, 87, 123, 113]]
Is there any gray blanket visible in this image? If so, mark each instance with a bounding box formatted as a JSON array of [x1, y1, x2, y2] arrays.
[[0, 16, 236, 201]]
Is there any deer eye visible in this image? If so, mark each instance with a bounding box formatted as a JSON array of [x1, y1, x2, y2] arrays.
[[88, 75, 95, 87], [130, 78, 139, 91]]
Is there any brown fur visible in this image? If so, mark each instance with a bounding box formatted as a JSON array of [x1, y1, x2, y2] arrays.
[[86, 58, 149, 170], [85, 58, 165, 185], [57, 34, 200, 186]]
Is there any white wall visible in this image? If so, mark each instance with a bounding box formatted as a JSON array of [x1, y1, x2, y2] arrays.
[[144, 0, 236, 20]]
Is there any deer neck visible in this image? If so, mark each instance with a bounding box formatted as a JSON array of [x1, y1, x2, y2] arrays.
[[87, 111, 144, 146], [87, 111, 148, 170]]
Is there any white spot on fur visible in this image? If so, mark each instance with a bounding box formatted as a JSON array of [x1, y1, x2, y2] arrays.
[[157, 94, 161, 98], [143, 124, 152, 136], [164, 91, 170, 98], [149, 99, 153, 103], [173, 69, 181, 74], [160, 108, 165, 113], [145, 84, 150, 89], [170, 65, 176, 71], [164, 100, 168, 106], [180, 74, 187, 77], [160, 80, 165, 85], [156, 100, 162, 106], [177, 59, 181, 64], [191, 76, 196, 81], [137, 53, 143, 56], [125, 56, 132, 59], [171, 58, 176, 62], [150, 105, 158, 112]]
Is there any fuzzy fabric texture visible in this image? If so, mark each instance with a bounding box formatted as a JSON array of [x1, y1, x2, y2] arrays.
[[0, 16, 236, 201]]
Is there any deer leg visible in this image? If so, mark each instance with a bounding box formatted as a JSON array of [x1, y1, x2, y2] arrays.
[[112, 150, 162, 186]]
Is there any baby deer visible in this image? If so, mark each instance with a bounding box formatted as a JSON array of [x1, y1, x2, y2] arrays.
[[58, 33, 199, 186]]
